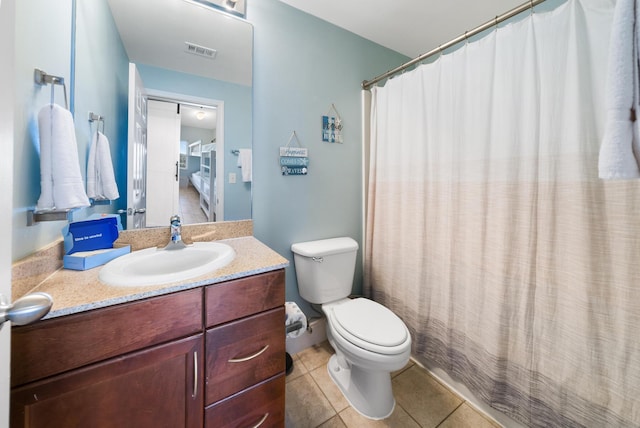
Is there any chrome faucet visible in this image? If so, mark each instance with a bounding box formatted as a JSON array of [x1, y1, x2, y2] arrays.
[[165, 214, 186, 250]]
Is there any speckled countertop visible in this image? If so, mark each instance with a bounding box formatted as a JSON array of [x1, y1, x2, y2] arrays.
[[12, 221, 289, 320]]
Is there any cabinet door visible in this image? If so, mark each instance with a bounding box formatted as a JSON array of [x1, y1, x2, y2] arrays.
[[11, 335, 203, 428]]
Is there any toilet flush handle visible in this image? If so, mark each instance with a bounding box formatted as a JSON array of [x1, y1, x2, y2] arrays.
[[312, 257, 323, 263]]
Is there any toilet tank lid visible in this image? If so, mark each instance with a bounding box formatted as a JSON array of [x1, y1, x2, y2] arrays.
[[291, 237, 358, 257]]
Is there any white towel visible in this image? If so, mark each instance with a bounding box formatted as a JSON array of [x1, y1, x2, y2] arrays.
[[87, 131, 119, 200], [36, 104, 90, 211], [598, 0, 640, 179], [237, 148, 252, 182]]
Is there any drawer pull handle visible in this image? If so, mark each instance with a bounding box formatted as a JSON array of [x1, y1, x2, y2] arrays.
[[192, 351, 198, 398], [249, 412, 269, 428], [228, 345, 269, 363]]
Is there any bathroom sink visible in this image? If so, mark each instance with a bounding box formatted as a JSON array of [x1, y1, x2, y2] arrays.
[[99, 242, 236, 286]]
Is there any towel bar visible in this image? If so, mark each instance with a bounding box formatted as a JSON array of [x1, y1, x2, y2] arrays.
[[27, 209, 73, 226], [34, 68, 68, 110]]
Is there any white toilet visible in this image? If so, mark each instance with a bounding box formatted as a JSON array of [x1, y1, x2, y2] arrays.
[[291, 237, 411, 420]]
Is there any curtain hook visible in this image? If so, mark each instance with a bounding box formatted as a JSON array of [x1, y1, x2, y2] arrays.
[[530, 0, 534, 15], [465, 31, 469, 45]]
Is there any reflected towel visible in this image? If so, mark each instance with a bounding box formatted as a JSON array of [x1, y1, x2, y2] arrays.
[[36, 104, 90, 211], [237, 148, 252, 182], [598, 0, 640, 179], [87, 131, 119, 200]]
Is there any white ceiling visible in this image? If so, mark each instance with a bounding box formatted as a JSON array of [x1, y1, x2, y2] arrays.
[[107, 0, 253, 86], [181, 105, 217, 130], [277, 0, 527, 58]]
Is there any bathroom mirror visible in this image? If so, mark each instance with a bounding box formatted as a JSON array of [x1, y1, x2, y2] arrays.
[[75, 0, 253, 228]]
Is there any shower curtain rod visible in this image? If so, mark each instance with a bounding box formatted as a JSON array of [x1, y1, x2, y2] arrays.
[[362, 0, 547, 90]]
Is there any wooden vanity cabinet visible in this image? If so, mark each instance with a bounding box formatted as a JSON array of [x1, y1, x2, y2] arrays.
[[10, 269, 286, 428], [10, 288, 204, 428], [204, 270, 286, 428]]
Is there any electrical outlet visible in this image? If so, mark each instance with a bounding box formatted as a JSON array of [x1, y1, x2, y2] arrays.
[[229, 172, 237, 184]]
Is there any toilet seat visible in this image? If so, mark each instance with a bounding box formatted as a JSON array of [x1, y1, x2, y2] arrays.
[[328, 299, 409, 356]]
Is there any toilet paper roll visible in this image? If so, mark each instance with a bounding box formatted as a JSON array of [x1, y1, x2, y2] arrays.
[[285, 301, 307, 339]]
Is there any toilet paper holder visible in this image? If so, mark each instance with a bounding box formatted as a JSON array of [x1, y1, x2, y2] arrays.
[[285, 320, 305, 334]]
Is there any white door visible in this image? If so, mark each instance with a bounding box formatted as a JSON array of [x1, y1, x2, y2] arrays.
[[146, 100, 180, 227], [126, 63, 148, 229], [0, 0, 14, 425]]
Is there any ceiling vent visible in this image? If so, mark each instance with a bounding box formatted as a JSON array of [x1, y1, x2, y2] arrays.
[[184, 42, 217, 59]]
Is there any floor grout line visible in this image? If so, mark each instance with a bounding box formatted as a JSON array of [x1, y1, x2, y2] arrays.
[[396, 402, 422, 428], [308, 367, 340, 422], [434, 401, 465, 428]]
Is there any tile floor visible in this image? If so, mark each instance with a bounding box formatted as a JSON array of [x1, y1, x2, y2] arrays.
[[178, 184, 208, 224], [286, 341, 499, 428]]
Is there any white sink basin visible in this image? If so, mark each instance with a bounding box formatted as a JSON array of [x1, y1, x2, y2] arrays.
[[99, 242, 236, 287]]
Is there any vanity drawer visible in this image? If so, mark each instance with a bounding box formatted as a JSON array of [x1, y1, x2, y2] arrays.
[[204, 374, 285, 428], [205, 307, 285, 404], [205, 269, 284, 327], [11, 288, 202, 387]]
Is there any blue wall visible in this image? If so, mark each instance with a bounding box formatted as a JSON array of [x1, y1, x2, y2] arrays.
[[249, 0, 408, 314], [136, 64, 252, 221], [74, 0, 130, 218], [12, 0, 129, 261]]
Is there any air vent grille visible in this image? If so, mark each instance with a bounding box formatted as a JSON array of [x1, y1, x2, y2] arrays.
[[184, 42, 217, 59]]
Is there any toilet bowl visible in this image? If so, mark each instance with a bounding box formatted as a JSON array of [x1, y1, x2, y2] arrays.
[[291, 237, 412, 420], [323, 298, 411, 419]]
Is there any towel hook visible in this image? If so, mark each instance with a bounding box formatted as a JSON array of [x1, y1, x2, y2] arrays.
[[88, 112, 105, 134]]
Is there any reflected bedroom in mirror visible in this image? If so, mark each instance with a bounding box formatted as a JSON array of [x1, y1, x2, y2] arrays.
[[77, 0, 253, 229]]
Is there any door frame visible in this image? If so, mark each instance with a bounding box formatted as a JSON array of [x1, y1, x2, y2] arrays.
[[146, 89, 225, 222], [126, 63, 148, 229], [0, 0, 15, 425]]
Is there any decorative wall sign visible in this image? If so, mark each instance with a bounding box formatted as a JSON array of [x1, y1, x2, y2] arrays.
[[280, 131, 309, 176], [322, 103, 343, 143]]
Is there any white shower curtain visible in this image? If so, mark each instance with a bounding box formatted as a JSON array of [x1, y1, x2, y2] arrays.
[[365, 0, 640, 426]]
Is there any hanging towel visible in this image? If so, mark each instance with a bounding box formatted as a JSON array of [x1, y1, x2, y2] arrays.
[[36, 104, 90, 211], [87, 131, 119, 201], [598, 0, 640, 179], [237, 148, 252, 182]]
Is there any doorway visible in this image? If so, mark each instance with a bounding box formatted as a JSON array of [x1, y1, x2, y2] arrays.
[[145, 89, 224, 226], [178, 104, 217, 224]]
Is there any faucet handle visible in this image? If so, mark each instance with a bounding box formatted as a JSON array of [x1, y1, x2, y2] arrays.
[[170, 214, 181, 225]]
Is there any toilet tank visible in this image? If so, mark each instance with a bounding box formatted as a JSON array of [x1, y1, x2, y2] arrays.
[[291, 237, 359, 304]]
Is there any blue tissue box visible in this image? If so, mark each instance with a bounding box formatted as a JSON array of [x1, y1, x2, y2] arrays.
[[63, 245, 131, 271], [62, 214, 129, 270]]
